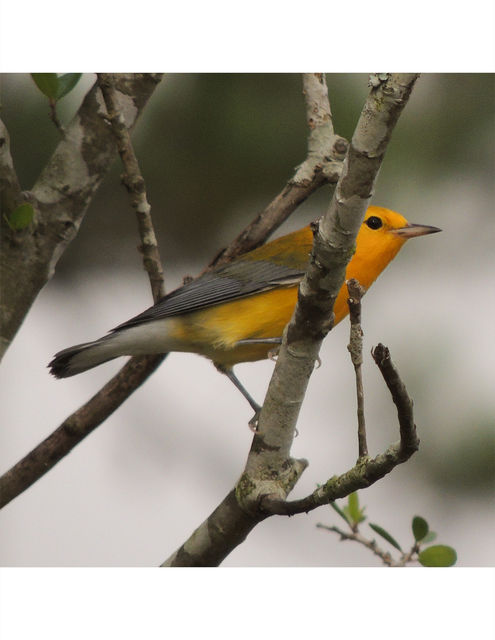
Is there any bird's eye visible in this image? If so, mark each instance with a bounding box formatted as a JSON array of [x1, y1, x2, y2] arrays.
[[365, 216, 383, 230]]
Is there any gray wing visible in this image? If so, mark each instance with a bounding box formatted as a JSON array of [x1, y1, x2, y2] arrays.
[[112, 259, 305, 332]]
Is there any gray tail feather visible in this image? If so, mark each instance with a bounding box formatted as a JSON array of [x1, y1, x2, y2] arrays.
[[48, 336, 119, 378]]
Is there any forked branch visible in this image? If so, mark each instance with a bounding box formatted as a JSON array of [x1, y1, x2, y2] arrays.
[[259, 342, 419, 516], [210, 73, 347, 267]]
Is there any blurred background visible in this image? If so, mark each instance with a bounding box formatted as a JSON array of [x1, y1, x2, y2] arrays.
[[0, 73, 493, 566]]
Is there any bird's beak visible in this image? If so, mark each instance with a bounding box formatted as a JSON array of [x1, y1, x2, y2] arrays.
[[392, 223, 442, 238]]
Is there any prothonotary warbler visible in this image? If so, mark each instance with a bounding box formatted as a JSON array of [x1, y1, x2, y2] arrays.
[[49, 206, 440, 410]]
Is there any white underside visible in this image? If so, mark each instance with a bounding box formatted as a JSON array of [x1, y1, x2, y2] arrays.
[[67, 319, 182, 374]]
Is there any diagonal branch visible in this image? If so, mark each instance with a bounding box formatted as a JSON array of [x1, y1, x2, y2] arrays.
[[0, 355, 164, 509], [98, 73, 166, 302], [210, 73, 347, 267]]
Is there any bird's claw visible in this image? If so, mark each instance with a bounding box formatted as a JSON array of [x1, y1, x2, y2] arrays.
[[248, 410, 261, 432]]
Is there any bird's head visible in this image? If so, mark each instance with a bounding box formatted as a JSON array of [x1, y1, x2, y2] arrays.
[[351, 206, 442, 288]]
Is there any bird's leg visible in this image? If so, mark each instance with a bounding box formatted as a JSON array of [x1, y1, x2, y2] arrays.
[[215, 364, 261, 414], [215, 342, 282, 429]]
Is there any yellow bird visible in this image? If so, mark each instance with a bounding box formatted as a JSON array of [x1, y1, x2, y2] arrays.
[[49, 206, 440, 410]]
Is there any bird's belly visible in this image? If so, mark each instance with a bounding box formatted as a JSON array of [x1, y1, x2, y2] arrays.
[[167, 286, 299, 365]]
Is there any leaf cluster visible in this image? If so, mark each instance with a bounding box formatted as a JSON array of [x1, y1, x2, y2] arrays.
[[329, 492, 457, 567]]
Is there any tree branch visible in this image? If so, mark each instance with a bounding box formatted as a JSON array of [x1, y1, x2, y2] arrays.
[[371, 343, 418, 457], [346, 278, 367, 458], [161, 490, 262, 567], [0, 73, 163, 362], [0, 118, 22, 215], [210, 73, 347, 267], [0, 355, 164, 509], [316, 523, 395, 567], [259, 342, 419, 516], [98, 73, 166, 302]]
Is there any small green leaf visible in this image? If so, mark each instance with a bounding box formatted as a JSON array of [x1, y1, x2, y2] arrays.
[[55, 73, 82, 100], [422, 531, 437, 544], [329, 501, 352, 525], [31, 73, 81, 101], [5, 203, 34, 230], [412, 516, 429, 542], [31, 73, 60, 100], [369, 522, 403, 552], [347, 492, 366, 524], [418, 545, 457, 567]]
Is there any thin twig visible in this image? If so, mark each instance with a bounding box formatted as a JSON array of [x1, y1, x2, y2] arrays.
[[98, 74, 165, 302], [316, 523, 395, 566], [372, 343, 418, 457], [346, 278, 368, 458], [395, 543, 420, 567], [317, 523, 422, 567], [48, 100, 66, 136]]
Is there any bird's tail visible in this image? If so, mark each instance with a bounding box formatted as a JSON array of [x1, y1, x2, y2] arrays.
[[49, 335, 122, 378]]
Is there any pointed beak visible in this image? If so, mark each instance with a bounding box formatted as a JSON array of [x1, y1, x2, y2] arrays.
[[391, 223, 442, 238]]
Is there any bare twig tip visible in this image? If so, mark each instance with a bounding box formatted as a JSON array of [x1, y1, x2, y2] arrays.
[[371, 343, 390, 366]]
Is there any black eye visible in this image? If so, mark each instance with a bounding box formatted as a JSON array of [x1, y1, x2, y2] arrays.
[[365, 216, 383, 230]]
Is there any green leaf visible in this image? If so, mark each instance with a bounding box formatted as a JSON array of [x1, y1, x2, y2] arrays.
[[418, 545, 457, 567], [31, 73, 60, 100], [422, 531, 437, 544], [347, 492, 366, 524], [5, 203, 34, 230], [329, 501, 352, 525], [369, 522, 403, 552], [31, 73, 81, 101], [55, 73, 82, 100], [412, 516, 429, 542]]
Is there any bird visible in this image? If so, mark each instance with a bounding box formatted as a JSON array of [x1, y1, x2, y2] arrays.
[[49, 206, 441, 411]]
